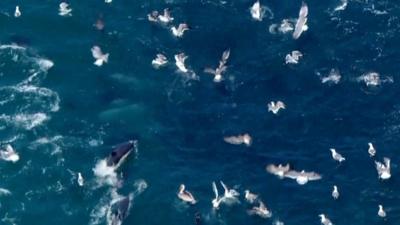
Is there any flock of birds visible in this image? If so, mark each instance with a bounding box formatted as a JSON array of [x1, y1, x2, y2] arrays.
[[0, 1, 395, 225]]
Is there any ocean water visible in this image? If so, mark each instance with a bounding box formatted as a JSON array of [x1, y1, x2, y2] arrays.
[[0, 0, 399, 224]]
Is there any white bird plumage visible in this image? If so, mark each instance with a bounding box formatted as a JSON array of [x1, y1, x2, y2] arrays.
[[332, 185, 339, 200], [174, 53, 188, 73], [177, 184, 196, 204], [220, 181, 239, 200], [244, 190, 258, 204], [319, 214, 333, 225], [158, 8, 174, 23], [77, 172, 84, 186], [0, 144, 19, 163], [247, 200, 272, 218], [285, 50, 303, 64], [204, 49, 230, 82], [211, 181, 223, 209], [223, 133, 252, 146], [375, 157, 391, 180], [266, 163, 290, 178], [268, 101, 285, 114], [293, 2, 308, 39], [368, 142, 376, 157], [152, 54, 168, 68], [59, 2, 72, 16], [330, 148, 345, 162], [284, 170, 322, 185], [91, 46, 109, 66], [14, 6, 21, 18], [250, 0, 264, 21], [378, 205, 386, 218], [171, 23, 189, 37]]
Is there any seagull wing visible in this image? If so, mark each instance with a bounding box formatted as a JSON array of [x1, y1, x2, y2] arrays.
[[204, 68, 216, 75], [223, 136, 243, 145], [293, 2, 308, 39], [220, 181, 229, 194], [384, 158, 390, 168], [212, 181, 219, 198], [222, 49, 230, 62], [306, 171, 322, 180], [284, 170, 300, 179], [91, 46, 103, 59], [266, 164, 279, 174]]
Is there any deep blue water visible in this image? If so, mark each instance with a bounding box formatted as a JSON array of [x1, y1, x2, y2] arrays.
[[0, 0, 399, 224]]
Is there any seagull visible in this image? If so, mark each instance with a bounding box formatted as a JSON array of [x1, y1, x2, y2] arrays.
[[0, 145, 19, 163], [223, 133, 252, 147], [147, 10, 159, 22], [368, 143, 376, 157], [171, 23, 189, 37], [332, 185, 339, 200], [279, 19, 294, 33], [285, 50, 303, 64], [334, 0, 348, 11], [250, 0, 264, 21], [14, 6, 21, 18], [105, 0, 112, 3], [247, 200, 272, 218], [204, 49, 230, 82], [321, 69, 341, 84], [358, 72, 381, 87], [177, 184, 196, 204], [91, 46, 109, 66], [211, 181, 223, 209], [158, 8, 174, 23], [152, 54, 168, 68], [244, 190, 258, 204], [266, 163, 290, 178], [268, 101, 285, 114], [77, 172, 84, 186], [375, 157, 391, 180], [59, 2, 72, 16], [174, 53, 188, 73], [284, 170, 322, 185], [220, 181, 239, 200], [319, 214, 333, 225], [378, 205, 386, 218], [330, 148, 346, 163], [293, 2, 308, 39]]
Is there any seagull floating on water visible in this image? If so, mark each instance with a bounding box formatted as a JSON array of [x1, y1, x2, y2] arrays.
[[158, 8, 174, 23], [147, 10, 159, 22], [223, 133, 252, 147], [77, 172, 84, 186], [244, 190, 258, 204], [319, 214, 333, 225], [171, 23, 189, 37], [152, 54, 168, 68], [0, 145, 19, 163], [285, 50, 303, 64], [284, 170, 322, 185], [268, 101, 285, 114], [330, 148, 346, 163], [332, 185, 339, 200], [91, 46, 109, 66], [293, 2, 308, 39], [358, 72, 381, 87], [368, 142, 376, 157], [14, 6, 21, 18], [266, 163, 290, 178], [378, 205, 386, 218], [375, 157, 391, 180], [247, 200, 272, 218], [177, 184, 197, 204], [204, 49, 230, 82], [59, 2, 72, 16], [250, 0, 264, 21]]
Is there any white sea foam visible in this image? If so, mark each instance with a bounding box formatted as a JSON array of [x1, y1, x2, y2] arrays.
[[0, 188, 11, 196], [93, 159, 118, 187]]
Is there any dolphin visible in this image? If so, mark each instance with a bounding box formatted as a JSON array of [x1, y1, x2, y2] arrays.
[[106, 140, 136, 168]]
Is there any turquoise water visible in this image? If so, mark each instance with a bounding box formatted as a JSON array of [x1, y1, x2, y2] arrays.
[[0, 0, 399, 224]]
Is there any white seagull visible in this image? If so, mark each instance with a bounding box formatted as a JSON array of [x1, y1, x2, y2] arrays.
[[204, 49, 230, 82], [321, 69, 341, 84], [158, 8, 174, 23], [368, 142, 376, 157], [330, 148, 346, 163], [334, 0, 348, 11], [319, 214, 333, 225], [14, 6, 21, 18], [152, 54, 168, 68], [378, 205, 386, 218], [220, 181, 239, 200], [91, 46, 109, 66], [268, 101, 285, 114], [77, 172, 84, 186], [247, 200, 272, 218], [174, 53, 189, 73], [375, 157, 391, 180], [332, 185, 339, 200], [105, 0, 112, 3], [147, 11, 159, 22], [59, 2, 72, 16], [285, 50, 303, 64], [244, 190, 258, 204], [0, 145, 19, 163], [171, 23, 189, 37], [223, 133, 252, 147], [211, 181, 223, 209], [177, 184, 196, 204], [266, 163, 290, 178], [284, 170, 322, 185], [293, 2, 309, 39], [250, 0, 264, 21]]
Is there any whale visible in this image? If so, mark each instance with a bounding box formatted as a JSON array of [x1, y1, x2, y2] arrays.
[[106, 140, 136, 168], [110, 196, 130, 225]]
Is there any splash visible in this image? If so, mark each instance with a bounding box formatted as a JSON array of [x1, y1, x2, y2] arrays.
[[93, 159, 118, 187]]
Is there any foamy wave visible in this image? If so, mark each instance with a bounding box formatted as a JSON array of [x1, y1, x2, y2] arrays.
[[0, 188, 11, 196], [93, 159, 118, 187], [90, 189, 121, 225], [133, 179, 148, 196]]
